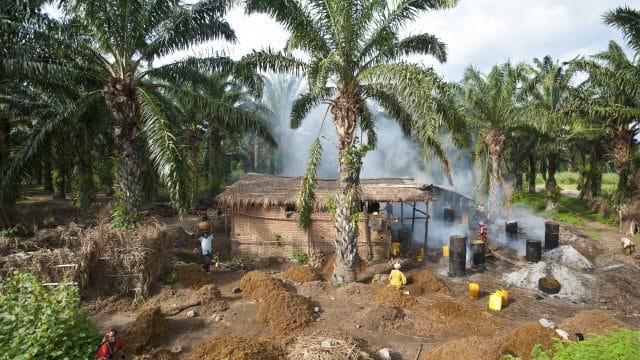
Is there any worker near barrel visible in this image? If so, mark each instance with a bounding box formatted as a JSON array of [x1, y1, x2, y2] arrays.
[[389, 263, 407, 289]]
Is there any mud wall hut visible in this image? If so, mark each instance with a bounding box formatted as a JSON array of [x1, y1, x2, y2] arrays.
[[216, 173, 470, 261]]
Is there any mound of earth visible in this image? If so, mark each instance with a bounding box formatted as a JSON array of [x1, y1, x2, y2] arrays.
[[177, 263, 215, 289], [409, 269, 450, 294], [297, 280, 328, 298], [558, 309, 629, 338], [197, 284, 229, 311], [419, 335, 504, 360], [502, 261, 594, 301], [281, 265, 321, 283], [125, 306, 168, 354], [375, 286, 418, 309], [239, 270, 288, 301], [184, 337, 284, 360], [415, 300, 505, 340], [498, 322, 557, 359], [256, 292, 315, 333], [352, 303, 404, 331], [284, 330, 372, 360]]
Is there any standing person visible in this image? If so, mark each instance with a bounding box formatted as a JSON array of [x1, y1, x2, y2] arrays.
[[477, 221, 488, 242], [388, 263, 407, 289], [95, 328, 125, 360], [197, 215, 214, 272]]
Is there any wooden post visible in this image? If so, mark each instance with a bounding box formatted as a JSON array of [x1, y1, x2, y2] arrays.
[[411, 201, 416, 232], [364, 212, 373, 261], [423, 197, 430, 263]]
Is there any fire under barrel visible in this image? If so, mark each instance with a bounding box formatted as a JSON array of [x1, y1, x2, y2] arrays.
[[449, 235, 467, 277], [443, 208, 455, 223], [471, 240, 486, 267], [545, 221, 560, 250], [526, 239, 542, 262], [505, 221, 518, 242]]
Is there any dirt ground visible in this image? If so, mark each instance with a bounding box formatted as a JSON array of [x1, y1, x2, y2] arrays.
[[3, 193, 640, 359]]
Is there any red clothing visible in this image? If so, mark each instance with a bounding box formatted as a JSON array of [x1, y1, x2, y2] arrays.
[[95, 340, 125, 360]]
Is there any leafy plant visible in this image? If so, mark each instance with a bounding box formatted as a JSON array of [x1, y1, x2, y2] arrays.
[[0, 270, 101, 359], [166, 261, 179, 285], [292, 251, 308, 264], [504, 328, 640, 359], [0, 225, 22, 238]]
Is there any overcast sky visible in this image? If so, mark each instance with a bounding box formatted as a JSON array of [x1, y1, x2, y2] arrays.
[[203, 0, 639, 82]]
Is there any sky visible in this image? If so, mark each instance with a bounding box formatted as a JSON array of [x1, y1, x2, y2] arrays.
[[205, 0, 639, 81]]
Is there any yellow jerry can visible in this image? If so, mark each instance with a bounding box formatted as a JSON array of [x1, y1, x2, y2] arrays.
[[468, 282, 480, 300], [496, 289, 509, 307], [442, 245, 449, 257], [415, 248, 425, 262], [488, 292, 502, 311], [390, 242, 401, 256]]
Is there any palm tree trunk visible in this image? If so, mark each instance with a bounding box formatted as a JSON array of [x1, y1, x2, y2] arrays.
[[104, 69, 141, 224], [486, 129, 505, 221], [527, 154, 536, 193], [545, 155, 558, 210], [330, 90, 361, 285], [43, 158, 53, 192]]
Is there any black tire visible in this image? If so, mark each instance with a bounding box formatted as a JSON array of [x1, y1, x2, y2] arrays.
[[538, 277, 561, 294]]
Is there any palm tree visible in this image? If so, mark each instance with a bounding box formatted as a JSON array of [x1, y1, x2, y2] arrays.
[[604, 6, 640, 52], [522, 56, 579, 210], [3, 0, 240, 227], [572, 41, 640, 234], [462, 62, 526, 221], [243, 0, 467, 284]]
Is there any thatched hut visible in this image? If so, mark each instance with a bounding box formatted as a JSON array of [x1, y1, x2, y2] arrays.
[[216, 173, 470, 261]]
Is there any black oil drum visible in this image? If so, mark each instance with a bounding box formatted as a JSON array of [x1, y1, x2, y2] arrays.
[[506, 221, 518, 242], [449, 235, 467, 277], [545, 232, 559, 250], [526, 239, 542, 262], [471, 240, 486, 267]]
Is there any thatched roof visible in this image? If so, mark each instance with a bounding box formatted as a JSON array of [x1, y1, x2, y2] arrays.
[[216, 173, 442, 210]]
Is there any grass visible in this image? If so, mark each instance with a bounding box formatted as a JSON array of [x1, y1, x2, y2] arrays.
[[535, 171, 618, 193], [511, 191, 618, 228]]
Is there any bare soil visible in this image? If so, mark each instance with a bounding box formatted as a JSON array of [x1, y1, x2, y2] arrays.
[[3, 193, 640, 359]]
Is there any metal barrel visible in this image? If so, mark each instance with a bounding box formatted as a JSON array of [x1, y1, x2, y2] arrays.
[[448, 235, 467, 277]]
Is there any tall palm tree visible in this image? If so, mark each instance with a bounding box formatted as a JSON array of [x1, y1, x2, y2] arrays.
[[573, 41, 640, 234], [462, 62, 526, 221], [3, 0, 241, 227], [243, 0, 467, 284], [604, 6, 640, 52], [522, 56, 579, 210]]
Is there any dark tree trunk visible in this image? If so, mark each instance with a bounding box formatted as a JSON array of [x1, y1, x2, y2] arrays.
[[74, 148, 95, 211], [545, 155, 558, 210], [527, 154, 536, 193], [53, 168, 66, 199], [515, 172, 523, 192], [43, 159, 54, 192]]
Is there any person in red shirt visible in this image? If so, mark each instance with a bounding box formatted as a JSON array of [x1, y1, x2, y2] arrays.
[[95, 328, 125, 360]]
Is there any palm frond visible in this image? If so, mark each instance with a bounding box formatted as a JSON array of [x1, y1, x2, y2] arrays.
[[138, 87, 191, 214], [237, 48, 306, 75], [290, 87, 334, 128], [603, 6, 640, 52], [297, 137, 323, 229]]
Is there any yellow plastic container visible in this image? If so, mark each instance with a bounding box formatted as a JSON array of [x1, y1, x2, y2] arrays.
[[489, 292, 502, 311], [442, 245, 449, 257], [468, 282, 480, 300], [415, 248, 425, 262], [390, 242, 401, 256], [496, 289, 509, 307]]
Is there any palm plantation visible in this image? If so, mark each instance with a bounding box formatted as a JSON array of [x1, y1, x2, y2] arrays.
[[243, 0, 467, 284], [2, 0, 252, 227]]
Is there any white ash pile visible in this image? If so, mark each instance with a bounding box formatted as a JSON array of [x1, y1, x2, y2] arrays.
[[502, 245, 595, 301]]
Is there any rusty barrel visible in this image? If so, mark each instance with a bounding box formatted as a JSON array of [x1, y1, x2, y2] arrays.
[[526, 239, 542, 262], [448, 235, 467, 277], [505, 221, 518, 242], [545, 221, 560, 250], [471, 240, 486, 267]]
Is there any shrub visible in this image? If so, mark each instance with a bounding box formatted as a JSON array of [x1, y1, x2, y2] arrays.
[[293, 251, 309, 264], [0, 270, 101, 359]]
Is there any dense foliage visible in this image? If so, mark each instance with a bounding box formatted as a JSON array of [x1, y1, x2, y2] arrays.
[[0, 271, 101, 360]]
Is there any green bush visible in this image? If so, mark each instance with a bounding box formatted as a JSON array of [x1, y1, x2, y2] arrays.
[[292, 251, 309, 264], [0, 270, 101, 359], [504, 328, 640, 360]]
